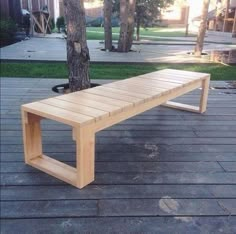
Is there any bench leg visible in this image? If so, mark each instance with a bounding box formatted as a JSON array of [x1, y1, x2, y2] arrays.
[[22, 111, 42, 163], [199, 77, 210, 113], [75, 125, 95, 188], [162, 77, 210, 113]]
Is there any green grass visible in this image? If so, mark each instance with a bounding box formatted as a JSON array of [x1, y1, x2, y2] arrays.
[[1, 63, 235, 80], [86, 27, 195, 40]]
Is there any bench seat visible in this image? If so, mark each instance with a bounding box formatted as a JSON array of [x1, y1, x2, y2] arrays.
[[21, 69, 210, 188]]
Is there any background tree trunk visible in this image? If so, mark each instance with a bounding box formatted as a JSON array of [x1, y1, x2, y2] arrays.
[[118, 0, 136, 52], [126, 0, 136, 49], [136, 16, 140, 41], [194, 0, 210, 57], [64, 0, 90, 92], [118, 0, 129, 52], [104, 0, 113, 51]]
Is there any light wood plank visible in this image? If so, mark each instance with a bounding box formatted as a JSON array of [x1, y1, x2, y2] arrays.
[[75, 125, 95, 188], [131, 77, 183, 88], [158, 69, 209, 79], [112, 78, 172, 89], [100, 85, 151, 99], [56, 94, 122, 115], [138, 74, 196, 84], [71, 91, 133, 109], [83, 87, 143, 105], [162, 101, 200, 113], [22, 102, 94, 126], [200, 77, 210, 113], [21, 112, 42, 163], [29, 155, 77, 187], [106, 82, 166, 97], [41, 98, 109, 121]]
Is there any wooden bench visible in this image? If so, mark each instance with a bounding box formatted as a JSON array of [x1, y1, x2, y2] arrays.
[[21, 69, 210, 188]]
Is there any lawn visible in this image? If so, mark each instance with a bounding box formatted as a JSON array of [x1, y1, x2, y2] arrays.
[[86, 27, 195, 40], [1, 63, 235, 80]]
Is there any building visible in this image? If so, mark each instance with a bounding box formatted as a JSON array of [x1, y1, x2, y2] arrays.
[[192, 0, 236, 37]]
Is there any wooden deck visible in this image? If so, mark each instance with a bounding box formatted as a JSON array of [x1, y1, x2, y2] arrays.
[[1, 78, 236, 233]]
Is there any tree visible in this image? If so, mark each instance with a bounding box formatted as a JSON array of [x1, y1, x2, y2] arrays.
[[64, 0, 90, 91], [194, 0, 210, 57], [136, 0, 173, 41], [104, 0, 113, 51], [117, 0, 136, 52]]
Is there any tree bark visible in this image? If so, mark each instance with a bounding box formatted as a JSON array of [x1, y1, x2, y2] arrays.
[[126, 0, 136, 49], [194, 0, 210, 57], [118, 0, 128, 52], [104, 0, 113, 51], [136, 16, 140, 41], [64, 0, 90, 92], [118, 0, 136, 52]]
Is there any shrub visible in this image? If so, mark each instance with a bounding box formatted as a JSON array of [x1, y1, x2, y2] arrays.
[[49, 18, 55, 31], [0, 18, 17, 47], [56, 16, 65, 32]]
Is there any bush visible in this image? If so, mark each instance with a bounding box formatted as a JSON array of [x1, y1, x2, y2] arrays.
[[86, 16, 119, 27], [49, 18, 55, 31], [56, 16, 65, 32], [0, 18, 17, 47]]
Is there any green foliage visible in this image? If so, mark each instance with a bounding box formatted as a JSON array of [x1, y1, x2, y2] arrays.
[[136, 0, 174, 27], [112, 0, 174, 27], [49, 18, 55, 30], [0, 18, 17, 46], [56, 16, 65, 32]]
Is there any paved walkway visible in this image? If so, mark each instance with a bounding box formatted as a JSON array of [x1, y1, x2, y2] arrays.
[[1, 36, 235, 63]]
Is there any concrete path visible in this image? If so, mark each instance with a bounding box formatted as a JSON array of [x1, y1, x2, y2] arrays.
[[1, 37, 235, 63]]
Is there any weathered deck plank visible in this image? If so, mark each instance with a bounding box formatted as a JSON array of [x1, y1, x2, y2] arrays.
[[1, 78, 236, 233]]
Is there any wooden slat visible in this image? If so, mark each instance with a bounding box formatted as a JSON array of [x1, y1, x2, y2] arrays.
[[162, 101, 200, 113], [71, 92, 133, 109], [56, 94, 122, 115], [155, 72, 200, 80], [138, 74, 197, 84], [22, 102, 94, 126], [113, 78, 171, 90], [141, 72, 200, 81], [83, 87, 144, 105], [122, 78, 179, 90], [158, 69, 209, 79], [100, 85, 151, 99], [106, 82, 166, 97], [40, 98, 109, 121], [131, 77, 183, 88], [93, 80, 202, 132]]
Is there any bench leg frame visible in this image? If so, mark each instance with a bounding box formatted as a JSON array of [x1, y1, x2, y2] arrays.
[[22, 111, 95, 188], [162, 77, 210, 113]]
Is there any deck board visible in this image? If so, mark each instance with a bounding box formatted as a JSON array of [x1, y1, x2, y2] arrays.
[[1, 78, 236, 233]]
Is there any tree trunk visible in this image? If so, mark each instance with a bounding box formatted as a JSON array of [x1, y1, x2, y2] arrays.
[[104, 0, 112, 51], [126, 0, 136, 49], [118, 0, 136, 52], [136, 16, 140, 41], [64, 0, 90, 92], [118, 0, 128, 52], [194, 0, 210, 57]]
